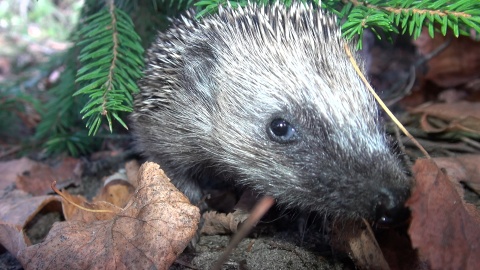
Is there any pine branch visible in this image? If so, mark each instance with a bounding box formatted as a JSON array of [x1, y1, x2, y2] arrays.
[[74, 0, 144, 136], [10, 0, 196, 156], [325, 0, 480, 48]]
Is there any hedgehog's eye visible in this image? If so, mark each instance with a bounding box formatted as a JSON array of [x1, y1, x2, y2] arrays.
[[268, 118, 296, 143]]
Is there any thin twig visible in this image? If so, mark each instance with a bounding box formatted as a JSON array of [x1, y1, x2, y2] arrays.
[[51, 181, 116, 213], [212, 196, 275, 270]]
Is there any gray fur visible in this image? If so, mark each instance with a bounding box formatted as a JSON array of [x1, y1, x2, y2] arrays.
[[131, 2, 411, 220]]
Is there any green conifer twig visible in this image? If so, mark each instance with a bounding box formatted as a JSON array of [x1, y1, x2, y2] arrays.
[[73, 0, 144, 135], [331, 0, 480, 47]]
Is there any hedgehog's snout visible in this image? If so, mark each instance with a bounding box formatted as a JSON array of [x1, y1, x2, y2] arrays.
[[373, 187, 410, 227]]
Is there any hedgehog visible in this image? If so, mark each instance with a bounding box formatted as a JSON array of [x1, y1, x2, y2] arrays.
[[130, 1, 412, 224]]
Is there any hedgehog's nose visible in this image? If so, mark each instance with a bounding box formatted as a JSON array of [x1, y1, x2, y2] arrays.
[[374, 188, 410, 227]]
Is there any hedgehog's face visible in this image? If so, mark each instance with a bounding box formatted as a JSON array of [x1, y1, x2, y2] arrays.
[[212, 91, 412, 223], [203, 44, 412, 225]]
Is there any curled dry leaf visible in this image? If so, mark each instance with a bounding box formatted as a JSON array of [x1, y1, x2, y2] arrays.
[[0, 190, 61, 257], [407, 159, 480, 270], [201, 210, 250, 235], [330, 220, 389, 270], [90, 161, 138, 208], [409, 101, 480, 134], [17, 162, 200, 270], [347, 228, 389, 270], [201, 188, 260, 235], [93, 179, 135, 208], [0, 222, 31, 258], [0, 190, 62, 227]]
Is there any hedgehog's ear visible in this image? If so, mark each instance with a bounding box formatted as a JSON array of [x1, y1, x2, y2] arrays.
[[182, 43, 217, 95]]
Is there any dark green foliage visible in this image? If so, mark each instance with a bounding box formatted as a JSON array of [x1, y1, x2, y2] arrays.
[[0, 92, 42, 144], [33, 51, 100, 156], [31, 0, 480, 156], [32, 0, 192, 155], [71, 0, 194, 137]]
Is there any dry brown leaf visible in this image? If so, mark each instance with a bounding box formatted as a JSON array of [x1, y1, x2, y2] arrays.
[[0, 190, 61, 257], [125, 160, 140, 185], [414, 30, 480, 87], [409, 101, 480, 134], [407, 159, 480, 270], [93, 179, 135, 208], [331, 220, 389, 270], [93, 168, 135, 209], [15, 157, 82, 196], [0, 189, 61, 228], [433, 155, 480, 194], [0, 157, 38, 190], [201, 210, 250, 235], [348, 228, 390, 270], [0, 222, 30, 257], [17, 162, 200, 270]]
